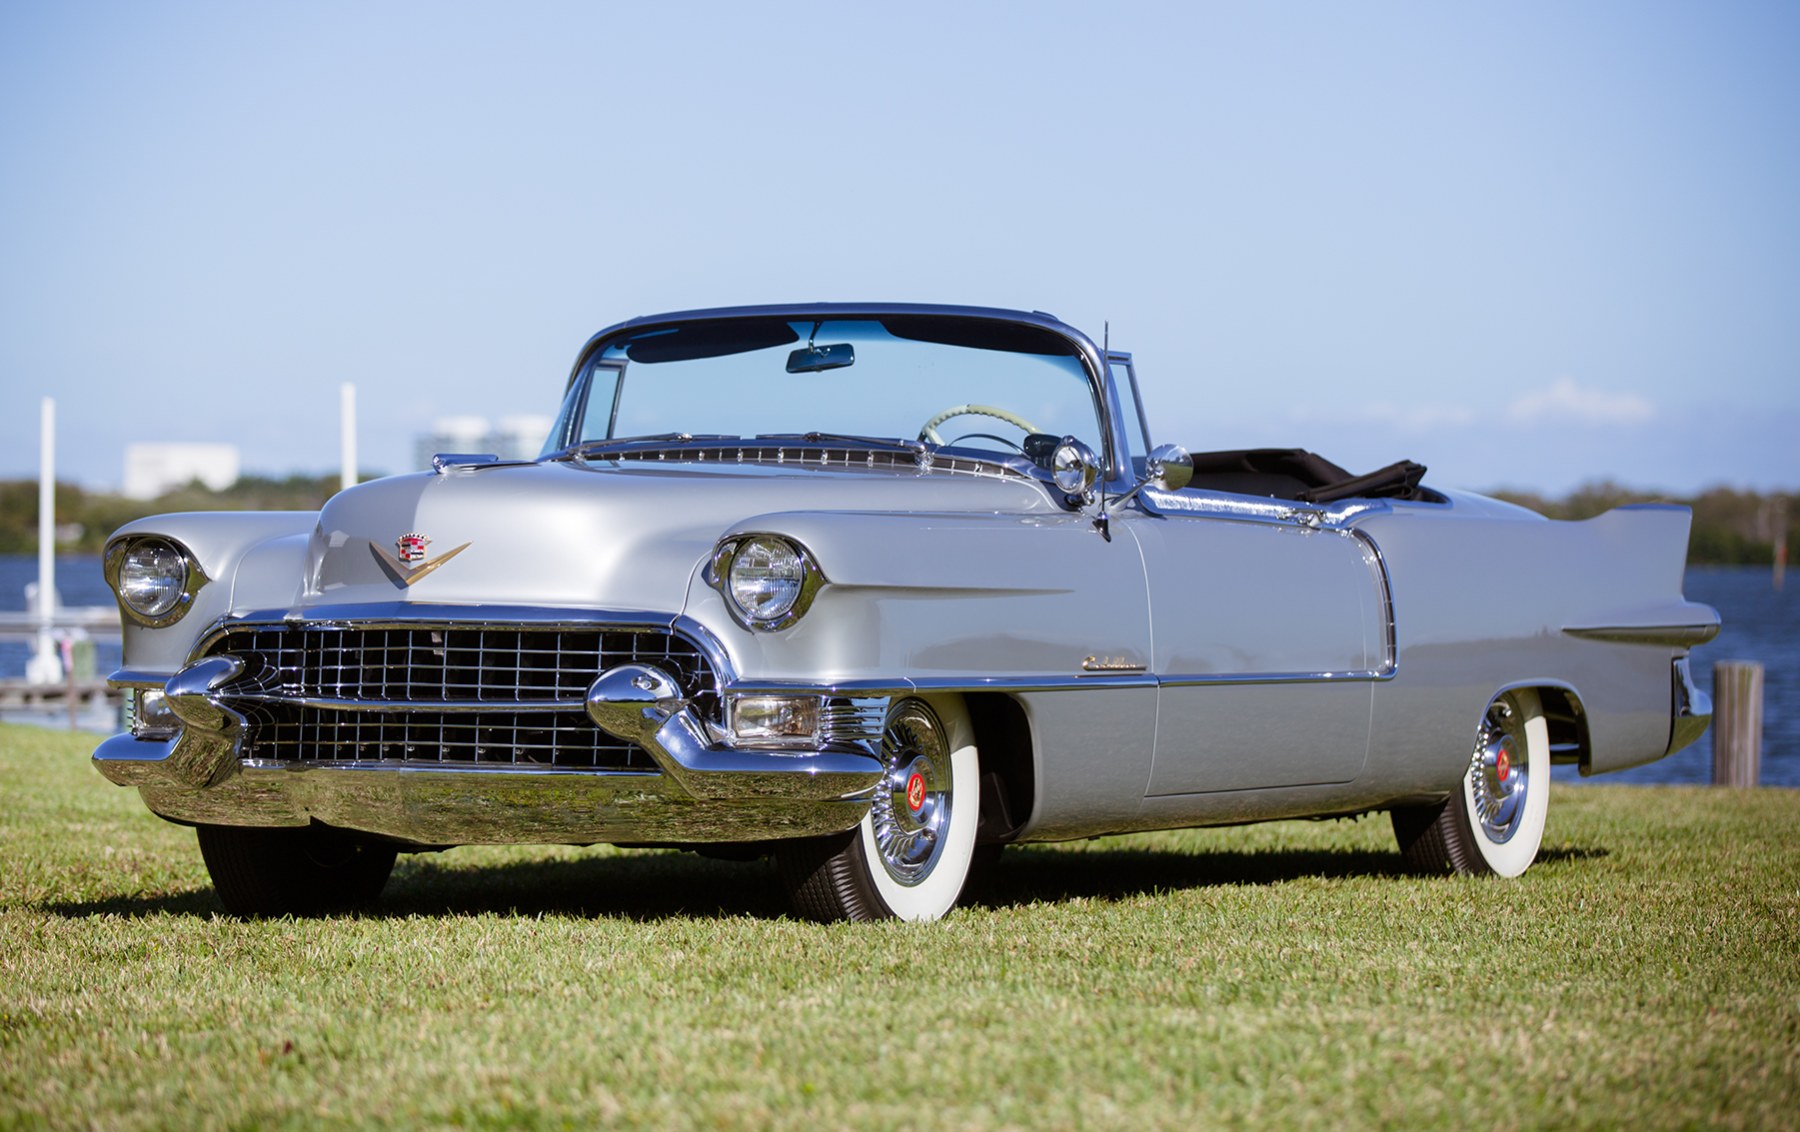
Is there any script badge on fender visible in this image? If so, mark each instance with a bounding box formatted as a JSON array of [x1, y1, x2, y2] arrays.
[[370, 532, 473, 587]]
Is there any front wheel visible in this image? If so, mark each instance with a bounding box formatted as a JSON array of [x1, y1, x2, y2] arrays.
[[777, 696, 980, 921], [1392, 688, 1550, 877], [196, 824, 398, 917]]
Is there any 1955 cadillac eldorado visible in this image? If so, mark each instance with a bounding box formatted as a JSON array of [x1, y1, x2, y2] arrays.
[[94, 303, 1719, 920]]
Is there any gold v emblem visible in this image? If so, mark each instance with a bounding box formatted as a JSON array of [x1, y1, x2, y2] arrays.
[[369, 541, 472, 587]]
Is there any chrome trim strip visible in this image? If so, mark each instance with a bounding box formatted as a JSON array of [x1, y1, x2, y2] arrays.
[[1346, 527, 1399, 676], [1563, 624, 1721, 647], [1157, 669, 1395, 687], [725, 668, 1393, 696], [224, 693, 590, 713], [235, 758, 660, 776], [1139, 488, 1395, 530], [236, 602, 678, 629]]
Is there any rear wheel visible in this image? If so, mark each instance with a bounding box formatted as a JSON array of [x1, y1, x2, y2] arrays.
[[777, 696, 980, 921], [1392, 689, 1549, 877], [196, 824, 397, 917]]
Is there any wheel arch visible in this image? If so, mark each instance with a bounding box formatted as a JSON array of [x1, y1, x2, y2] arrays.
[[1490, 679, 1591, 773], [964, 692, 1035, 845]]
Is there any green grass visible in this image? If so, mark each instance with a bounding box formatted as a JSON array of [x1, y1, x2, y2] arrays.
[[3, 723, 1796, 1130]]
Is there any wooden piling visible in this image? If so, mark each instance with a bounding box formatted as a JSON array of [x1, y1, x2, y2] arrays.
[[1711, 661, 1763, 787]]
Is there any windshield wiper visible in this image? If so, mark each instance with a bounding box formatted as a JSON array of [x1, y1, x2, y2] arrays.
[[564, 433, 740, 458]]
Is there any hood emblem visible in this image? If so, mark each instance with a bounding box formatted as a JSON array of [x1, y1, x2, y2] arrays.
[[370, 532, 472, 587]]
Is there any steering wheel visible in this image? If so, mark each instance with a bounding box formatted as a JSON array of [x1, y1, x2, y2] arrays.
[[918, 404, 1044, 447]]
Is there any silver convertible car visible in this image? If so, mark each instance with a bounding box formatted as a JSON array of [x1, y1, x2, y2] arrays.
[[94, 303, 1718, 920]]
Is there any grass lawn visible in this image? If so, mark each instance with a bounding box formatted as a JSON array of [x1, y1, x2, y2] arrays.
[[2, 721, 1797, 1130]]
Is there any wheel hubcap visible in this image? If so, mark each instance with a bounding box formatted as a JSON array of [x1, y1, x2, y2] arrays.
[[869, 702, 951, 886], [1469, 700, 1530, 843]]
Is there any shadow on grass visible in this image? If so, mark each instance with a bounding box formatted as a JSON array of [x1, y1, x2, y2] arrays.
[[36, 839, 1611, 922]]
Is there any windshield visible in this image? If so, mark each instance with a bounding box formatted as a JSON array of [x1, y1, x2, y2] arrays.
[[543, 315, 1103, 463]]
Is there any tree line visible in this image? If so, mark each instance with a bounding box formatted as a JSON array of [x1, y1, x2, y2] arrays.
[[0, 475, 1792, 566]]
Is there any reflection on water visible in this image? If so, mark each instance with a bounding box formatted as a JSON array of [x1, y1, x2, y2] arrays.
[[3, 559, 1791, 784]]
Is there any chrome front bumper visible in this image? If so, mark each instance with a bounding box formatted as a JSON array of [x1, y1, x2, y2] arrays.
[[93, 660, 884, 846]]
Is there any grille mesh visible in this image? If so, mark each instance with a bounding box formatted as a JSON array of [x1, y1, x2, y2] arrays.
[[208, 624, 717, 771]]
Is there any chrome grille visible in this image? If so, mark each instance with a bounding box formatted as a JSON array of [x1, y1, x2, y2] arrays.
[[205, 623, 717, 771]]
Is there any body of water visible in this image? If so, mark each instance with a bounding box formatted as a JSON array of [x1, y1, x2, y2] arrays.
[[3, 557, 1792, 785], [1, 555, 120, 682]]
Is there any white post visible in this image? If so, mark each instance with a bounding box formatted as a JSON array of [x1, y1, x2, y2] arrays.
[[27, 397, 62, 684], [340, 382, 358, 491]]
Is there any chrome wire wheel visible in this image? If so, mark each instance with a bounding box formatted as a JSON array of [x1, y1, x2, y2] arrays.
[[869, 701, 954, 886]]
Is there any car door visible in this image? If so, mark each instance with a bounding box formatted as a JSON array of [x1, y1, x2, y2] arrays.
[[1123, 494, 1388, 796]]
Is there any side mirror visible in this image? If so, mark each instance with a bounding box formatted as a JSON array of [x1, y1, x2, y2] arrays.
[[1104, 443, 1193, 521], [1143, 444, 1193, 492]]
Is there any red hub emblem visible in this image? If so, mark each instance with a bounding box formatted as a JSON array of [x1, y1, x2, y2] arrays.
[[1495, 744, 1512, 783], [906, 772, 927, 812]]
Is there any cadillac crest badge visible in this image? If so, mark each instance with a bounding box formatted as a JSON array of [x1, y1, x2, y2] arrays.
[[370, 530, 471, 587]]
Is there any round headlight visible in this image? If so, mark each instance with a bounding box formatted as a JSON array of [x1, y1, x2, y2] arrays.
[[118, 539, 189, 619], [727, 536, 805, 624]]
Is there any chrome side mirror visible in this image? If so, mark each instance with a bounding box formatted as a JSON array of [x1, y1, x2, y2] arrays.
[[1106, 443, 1193, 519], [1143, 444, 1193, 493]]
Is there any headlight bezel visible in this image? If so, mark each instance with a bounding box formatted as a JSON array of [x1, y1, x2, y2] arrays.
[[708, 533, 825, 632], [103, 536, 210, 628]]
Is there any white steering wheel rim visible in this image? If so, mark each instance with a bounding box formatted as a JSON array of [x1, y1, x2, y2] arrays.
[[919, 403, 1043, 446]]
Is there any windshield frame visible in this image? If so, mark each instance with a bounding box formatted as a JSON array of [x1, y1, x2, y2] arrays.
[[547, 303, 1131, 482]]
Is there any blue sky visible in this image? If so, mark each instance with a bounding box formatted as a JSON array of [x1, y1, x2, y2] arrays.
[[2, 0, 1795, 497]]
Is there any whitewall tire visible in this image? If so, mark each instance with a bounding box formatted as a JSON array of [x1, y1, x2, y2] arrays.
[[1392, 688, 1550, 878], [777, 695, 980, 921]]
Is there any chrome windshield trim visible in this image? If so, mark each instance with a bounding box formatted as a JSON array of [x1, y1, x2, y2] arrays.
[[562, 303, 1122, 484]]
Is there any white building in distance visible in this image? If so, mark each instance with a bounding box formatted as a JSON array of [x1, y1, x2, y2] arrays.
[[123, 443, 240, 500], [413, 415, 554, 469]]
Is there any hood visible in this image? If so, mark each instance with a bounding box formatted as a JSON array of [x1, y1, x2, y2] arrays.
[[302, 458, 1055, 613]]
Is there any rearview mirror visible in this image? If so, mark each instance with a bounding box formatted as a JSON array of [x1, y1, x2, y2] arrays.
[[786, 343, 855, 373]]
